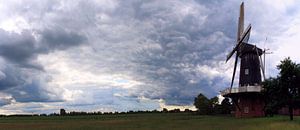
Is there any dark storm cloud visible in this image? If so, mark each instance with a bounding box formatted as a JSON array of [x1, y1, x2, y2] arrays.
[[51, 0, 237, 106], [0, 30, 41, 69], [115, 1, 236, 105], [6, 78, 63, 103], [0, 93, 14, 106], [0, 65, 64, 105], [0, 26, 86, 105], [0, 66, 25, 91], [0, 0, 239, 108], [0, 28, 86, 70], [40, 28, 87, 51]]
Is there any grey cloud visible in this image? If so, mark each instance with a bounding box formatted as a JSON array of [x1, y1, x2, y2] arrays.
[[40, 28, 87, 51], [0, 96, 14, 106], [0, 66, 25, 90], [0, 64, 64, 105], [0, 28, 87, 70], [46, 0, 237, 106], [7, 78, 63, 103], [0, 17, 87, 105], [120, 1, 234, 105], [58, 0, 236, 106], [0, 30, 39, 69]]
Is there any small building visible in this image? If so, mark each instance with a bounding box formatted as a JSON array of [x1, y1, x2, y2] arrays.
[[278, 107, 300, 116], [60, 109, 66, 116]]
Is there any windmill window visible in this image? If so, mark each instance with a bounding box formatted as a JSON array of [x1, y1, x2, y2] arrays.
[[244, 107, 249, 113], [245, 69, 249, 75]]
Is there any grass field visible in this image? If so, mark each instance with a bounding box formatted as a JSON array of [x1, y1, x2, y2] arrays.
[[0, 113, 299, 130]]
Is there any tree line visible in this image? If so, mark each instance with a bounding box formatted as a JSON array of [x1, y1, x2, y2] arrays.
[[0, 108, 197, 117], [193, 94, 233, 115]]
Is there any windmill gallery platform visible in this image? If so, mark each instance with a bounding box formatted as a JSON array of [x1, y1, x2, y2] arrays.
[[220, 2, 265, 118], [221, 85, 265, 117]]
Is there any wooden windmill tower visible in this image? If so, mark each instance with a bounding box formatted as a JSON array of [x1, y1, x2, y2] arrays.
[[221, 2, 266, 117]]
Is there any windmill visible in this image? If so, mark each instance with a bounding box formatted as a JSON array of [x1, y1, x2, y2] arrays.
[[222, 2, 266, 117], [226, 2, 264, 93]]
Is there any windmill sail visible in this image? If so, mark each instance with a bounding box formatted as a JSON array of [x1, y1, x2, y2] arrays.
[[237, 2, 244, 42], [242, 25, 251, 43]]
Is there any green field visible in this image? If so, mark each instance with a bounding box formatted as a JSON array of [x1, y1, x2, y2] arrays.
[[0, 113, 299, 130]]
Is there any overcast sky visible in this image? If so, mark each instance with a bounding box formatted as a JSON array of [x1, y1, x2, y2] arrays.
[[0, 0, 299, 114]]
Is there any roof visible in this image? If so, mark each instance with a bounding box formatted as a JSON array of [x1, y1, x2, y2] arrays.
[[238, 43, 263, 56]]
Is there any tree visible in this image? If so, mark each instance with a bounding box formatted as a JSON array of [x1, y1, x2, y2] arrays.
[[262, 77, 282, 116], [209, 97, 219, 107], [60, 109, 66, 116], [277, 57, 300, 120], [220, 98, 232, 114], [194, 93, 210, 114], [162, 108, 168, 113], [209, 96, 219, 114], [263, 57, 300, 120], [194, 93, 234, 115]]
